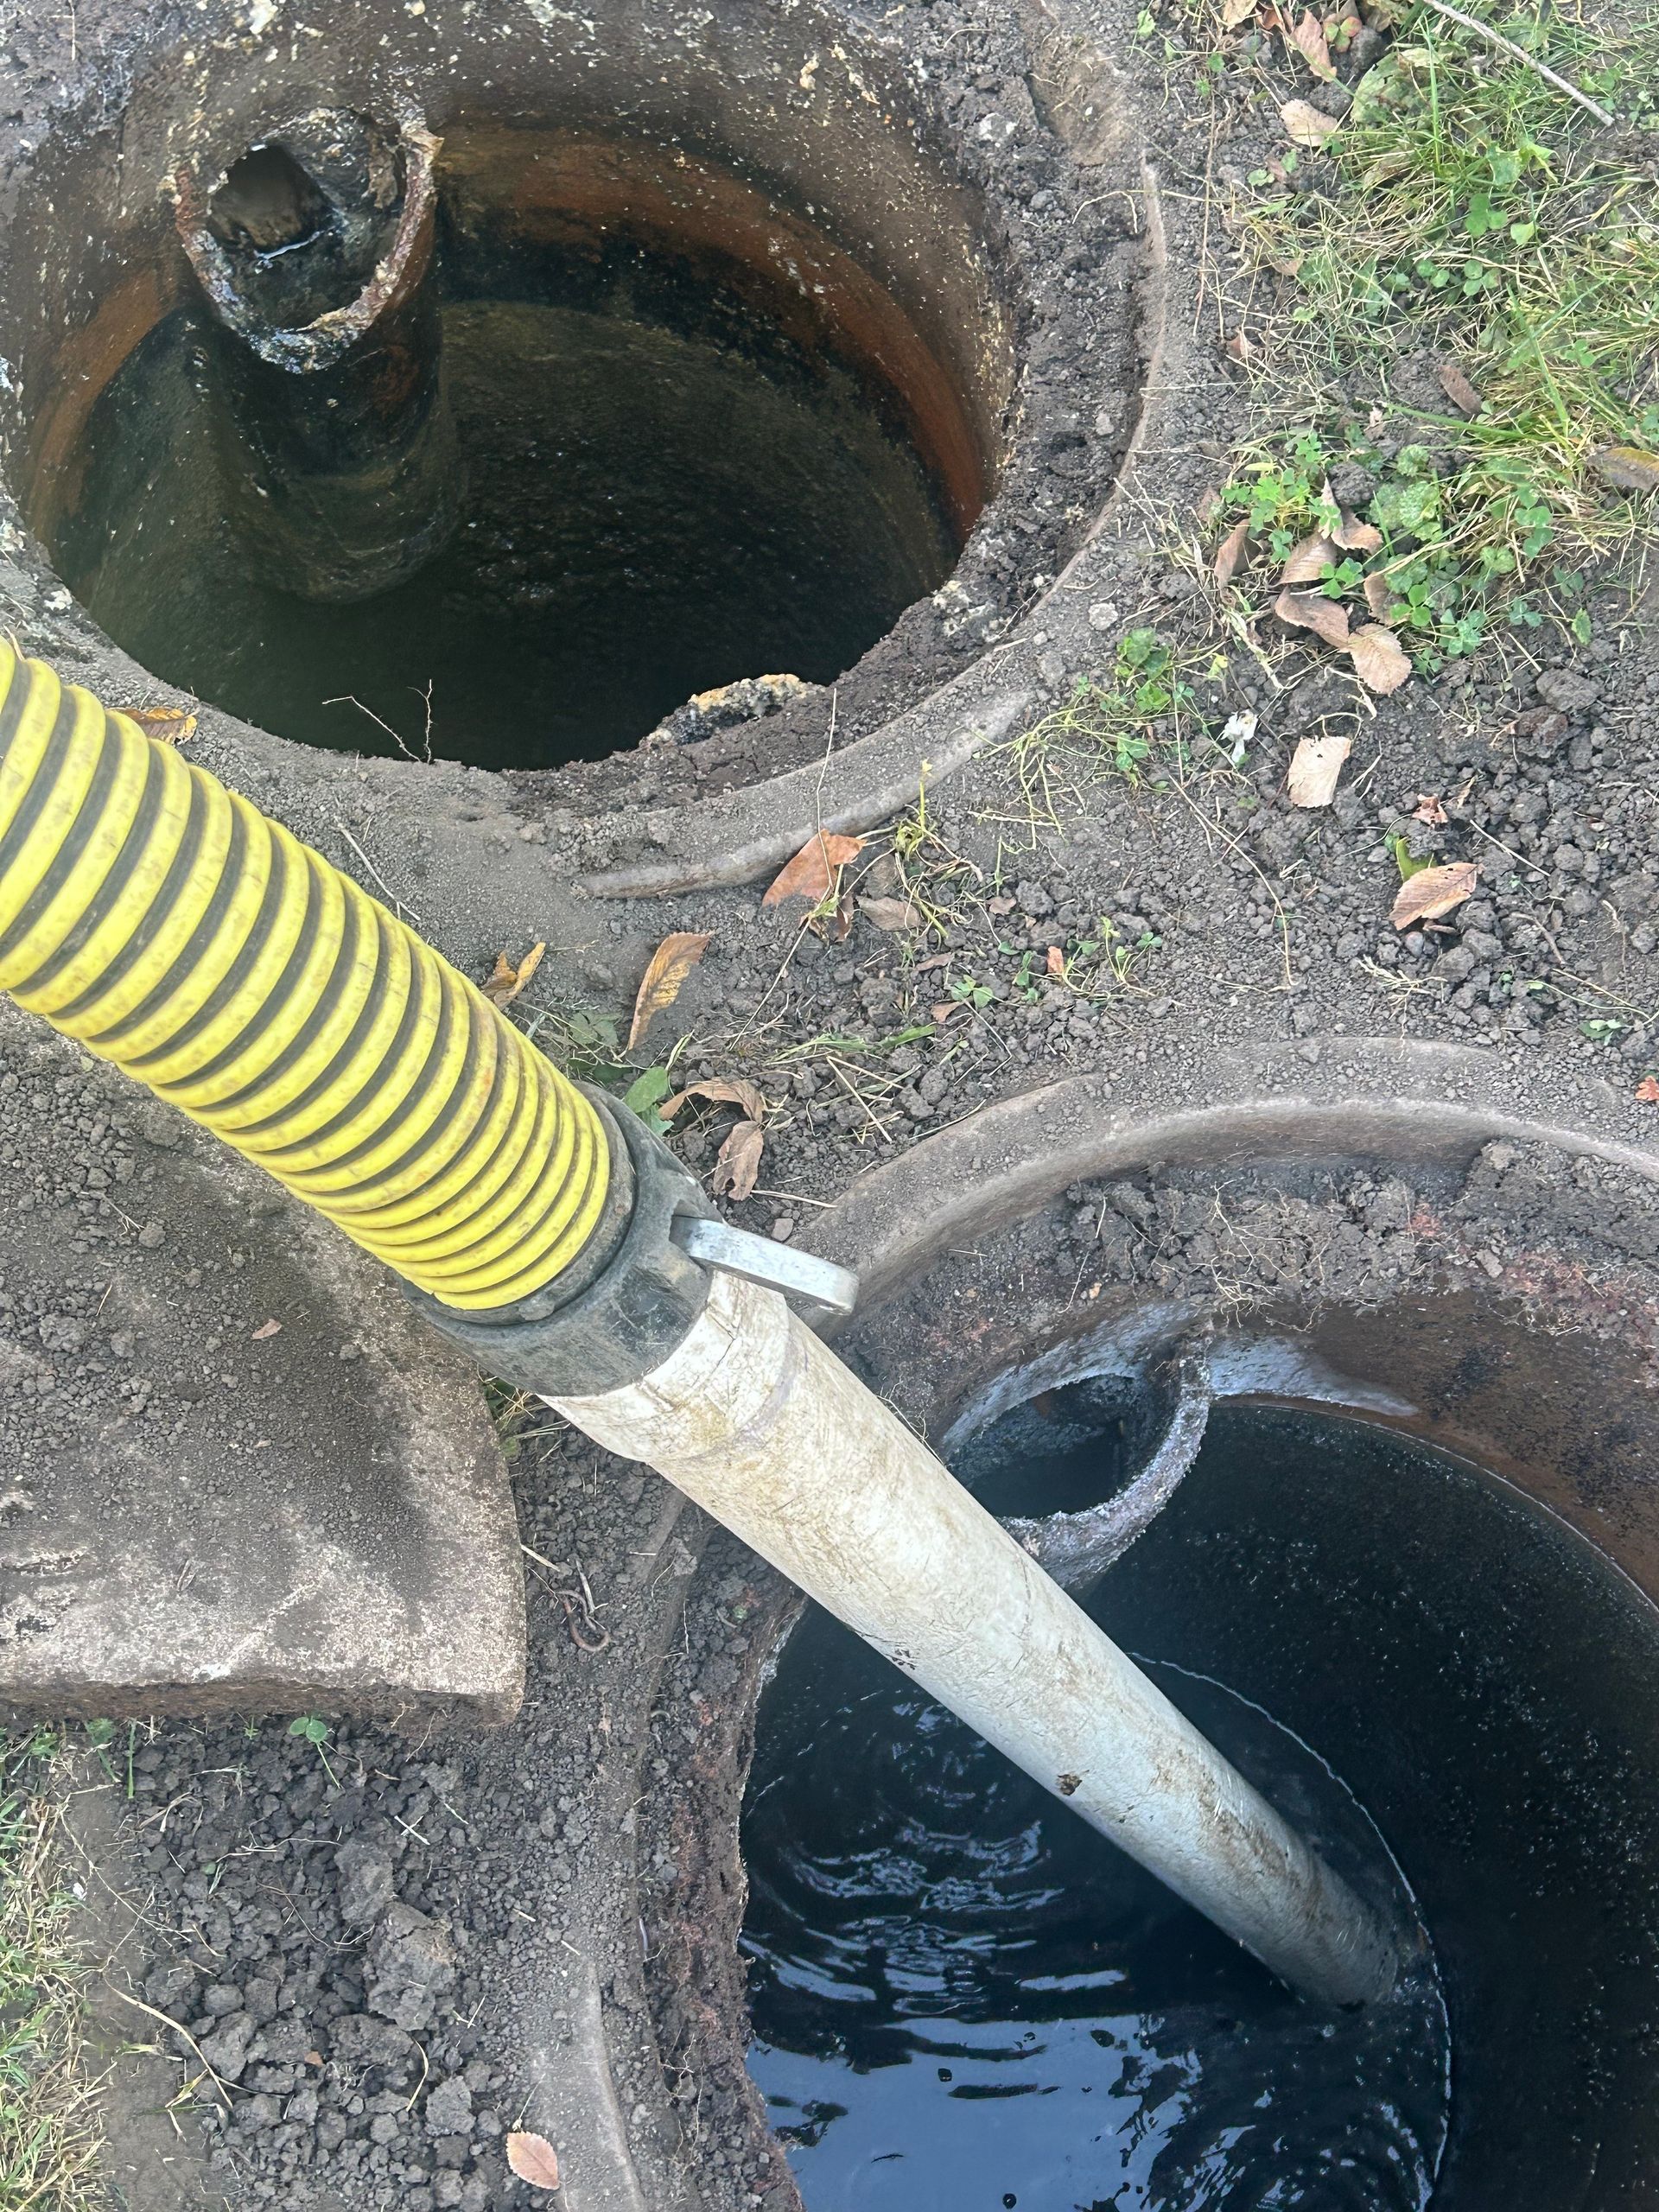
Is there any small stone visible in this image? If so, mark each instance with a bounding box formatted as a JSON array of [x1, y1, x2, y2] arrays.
[[334, 1840, 396, 1928], [1533, 667, 1600, 714], [424, 2076, 474, 2138], [1087, 601, 1120, 632], [365, 1904, 458, 2031]]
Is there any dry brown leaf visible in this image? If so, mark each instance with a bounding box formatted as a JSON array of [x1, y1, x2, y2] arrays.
[[986, 893, 1017, 916], [1363, 571, 1400, 622], [1437, 362, 1484, 416], [859, 895, 923, 932], [711, 1118, 765, 1201], [1290, 8, 1338, 77], [1224, 328, 1255, 364], [762, 830, 865, 907], [1390, 861, 1478, 931], [1333, 512, 1383, 552], [1637, 1076, 1659, 1105], [1286, 733, 1351, 808], [1274, 587, 1351, 648], [1046, 945, 1066, 978], [1347, 622, 1414, 695], [1412, 792, 1448, 828], [122, 704, 199, 744], [1592, 446, 1659, 496], [1281, 97, 1339, 144], [1281, 531, 1340, 585], [1223, 0, 1260, 24], [662, 1077, 767, 1124], [626, 931, 710, 1052], [505, 2133, 562, 2191], [482, 941, 546, 1007], [1212, 518, 1250, 586], [251, 1318, 283, 1341]]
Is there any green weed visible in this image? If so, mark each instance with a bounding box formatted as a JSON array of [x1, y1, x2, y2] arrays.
[[1229, 3, 1658, 656]]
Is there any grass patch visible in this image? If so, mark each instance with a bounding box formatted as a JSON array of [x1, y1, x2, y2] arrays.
[[993, 626, 1236, 842], [0, 1731, 102, 2209], [1225, 1, 1658, 661]]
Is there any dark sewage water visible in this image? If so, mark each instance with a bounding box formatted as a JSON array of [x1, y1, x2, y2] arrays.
[[50, 263, 958, 770], [741, 1406, 1659, 2211]]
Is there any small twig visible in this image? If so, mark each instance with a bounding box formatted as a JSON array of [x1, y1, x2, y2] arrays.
[[1414, 0, 1614, 124], [329, 817, 423, 927], [105, 1987, 233, 2109]]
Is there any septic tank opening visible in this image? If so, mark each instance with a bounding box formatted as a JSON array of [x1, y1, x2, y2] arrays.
[[739, 1397, 1659, 2212], [36, 115, 1005, 773]]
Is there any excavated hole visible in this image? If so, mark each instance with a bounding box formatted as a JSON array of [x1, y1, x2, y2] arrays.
[[10, 66, 1029, 772], [645, 1154, 1659, 2212]]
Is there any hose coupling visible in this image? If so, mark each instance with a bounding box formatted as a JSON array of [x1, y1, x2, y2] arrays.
[[412, 1090, 860, 1395]]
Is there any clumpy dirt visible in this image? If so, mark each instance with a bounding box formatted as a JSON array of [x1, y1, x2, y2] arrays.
[[75, 1420, 721, 2212]]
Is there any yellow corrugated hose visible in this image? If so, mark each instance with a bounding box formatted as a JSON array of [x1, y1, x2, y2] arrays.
[[0, 641, 611, 1310]]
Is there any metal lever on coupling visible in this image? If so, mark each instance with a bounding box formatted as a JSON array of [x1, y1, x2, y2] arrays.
[[671, 1216, 859, 1322]]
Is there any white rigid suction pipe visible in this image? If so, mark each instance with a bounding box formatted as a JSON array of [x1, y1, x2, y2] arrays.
[[550, 1267, 1407, 2008]]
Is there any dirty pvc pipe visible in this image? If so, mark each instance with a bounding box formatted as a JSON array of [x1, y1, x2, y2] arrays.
[[0, 645, 1403, 2006], [551, 1268, 1405, 2007]]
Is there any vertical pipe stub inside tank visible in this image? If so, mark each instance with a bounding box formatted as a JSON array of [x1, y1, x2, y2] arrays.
[[175, 110, 461, 603]]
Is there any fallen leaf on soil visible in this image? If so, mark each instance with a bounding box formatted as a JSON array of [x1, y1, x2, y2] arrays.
[[1363, 571, 1401, 621], [1332, 511, 1382, 552], [1224, 328, 1255, 364], [1412, 792, 1448, 827], [1281, 531, 1340, 585], [712, 1117, 765, 1201], [810, 890, 855, 943], [1591, 445, 1659, 496], [1223, 0, 1259, 24], [1390, 860, 1478, 931], [662, 1077, 767, 1123], [482, 941, 546, 1007], [1637, 1076, 1659, 1105], [1046, 945, 1066, 978], [859, 895, 923, 931], [1436, 361, 1484, 416], [1212, 517, 1250, 585], [121, 704, 199, 744], [1290, 8, 1338, 78], [251, 1318, 282, 1341], [986, 893, 1017, 916], [1287, 733, 1351, 807], [626, 931, 710, 1052], [505, 2133, 562, 2190], [762, 830, 865, 907], [1281, 96, 1339, 143], [1274, 587, 1351, 647], [1346, 622, 1414, 694]]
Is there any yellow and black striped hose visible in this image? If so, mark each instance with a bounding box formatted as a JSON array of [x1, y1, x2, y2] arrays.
[[0, 641, 610, 1311]]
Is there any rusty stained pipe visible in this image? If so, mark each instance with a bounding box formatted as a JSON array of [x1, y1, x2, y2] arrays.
[[175, 108, 462, 603]]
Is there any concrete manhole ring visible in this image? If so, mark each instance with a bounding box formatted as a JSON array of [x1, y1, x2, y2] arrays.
[[615, 1042, 1659, 2209], [0, 0, 1173, 912]]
